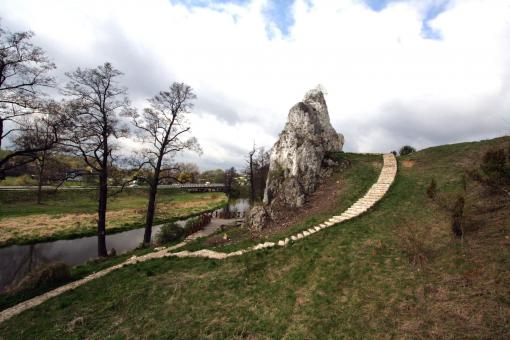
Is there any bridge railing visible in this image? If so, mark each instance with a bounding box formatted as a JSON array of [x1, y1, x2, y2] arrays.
[[159, 183, 225, 189]]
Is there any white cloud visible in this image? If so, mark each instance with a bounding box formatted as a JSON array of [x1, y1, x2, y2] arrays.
[[1, 0, 509, 169]]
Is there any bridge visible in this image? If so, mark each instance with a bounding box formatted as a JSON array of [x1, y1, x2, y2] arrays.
[[159, 183, 226, 192]]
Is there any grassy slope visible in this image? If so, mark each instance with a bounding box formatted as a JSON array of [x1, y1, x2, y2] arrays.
[[0, 137, 509, 339], [0, 190, 227, 246], [185, 152, 382, 253]]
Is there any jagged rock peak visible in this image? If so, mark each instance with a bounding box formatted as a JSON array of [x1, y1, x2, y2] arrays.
[[264, 87, 344, 209], [246, 87, 345, 231]]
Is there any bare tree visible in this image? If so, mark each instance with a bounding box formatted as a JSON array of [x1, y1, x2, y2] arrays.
[[254, 147, 270, 200], [13, 105, 66, 203], [0, 22, 56, 178], [224, 166, 237, 200], [130, 82, 201, 246], [248, 146, 256, 203], [246, 145, 269, 202], [62, 62, 130, 257]]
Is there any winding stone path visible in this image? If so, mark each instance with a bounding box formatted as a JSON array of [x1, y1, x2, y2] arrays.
[[167, 153, 397, 260], [0, 154, 397, 324]]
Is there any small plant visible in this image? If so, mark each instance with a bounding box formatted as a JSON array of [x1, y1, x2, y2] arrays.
[[426, 178, 437, 200], [460, 174, 467, 192], [399, 145, 416, 156], [155, 222, 184, 245], [400, 224, 431, 267], [469, 147, 510, 196], [425, 178, 465, 238], [451, 196, 465, 237]]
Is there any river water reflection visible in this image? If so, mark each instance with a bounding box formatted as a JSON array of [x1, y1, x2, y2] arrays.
[[0, 198, 249, 292]]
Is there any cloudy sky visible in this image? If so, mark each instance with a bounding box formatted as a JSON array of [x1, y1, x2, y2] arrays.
[[2, 0, 510, 169]]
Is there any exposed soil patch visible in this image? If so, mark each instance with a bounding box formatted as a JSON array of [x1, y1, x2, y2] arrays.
[[402, 160, 416, 168], [257, 171, 349, 237], [254, 158, 381, 238], [195, 158, 381, 251]]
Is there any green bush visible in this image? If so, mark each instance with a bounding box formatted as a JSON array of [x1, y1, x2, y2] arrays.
[[480, 148, 510, 183], [399, 145, 416, 156], [469, 146, 510, 195], [155, 222, 184, 245]]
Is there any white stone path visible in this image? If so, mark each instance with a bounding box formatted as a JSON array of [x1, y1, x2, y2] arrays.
[[0, 153, 397, 324]]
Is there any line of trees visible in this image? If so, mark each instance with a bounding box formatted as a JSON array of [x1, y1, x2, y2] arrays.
[[0, 22, 201, 256]]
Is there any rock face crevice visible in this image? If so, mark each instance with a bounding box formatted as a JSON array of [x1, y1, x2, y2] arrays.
[[247, 87, 344, 230]]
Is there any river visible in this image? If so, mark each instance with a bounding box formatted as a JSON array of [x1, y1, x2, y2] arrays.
[[0, 198, 250, 292]]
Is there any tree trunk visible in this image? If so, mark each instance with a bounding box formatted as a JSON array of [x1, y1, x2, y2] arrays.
[[249, 153, 255, 203], [97, 131, 109, 257], [36, 156, 45, 205], [143, 160, 162, 246], [97, 169, 108, 257], [143, 181, 158, 246], [37, 169, 43, 204], [0, 117, 3, 151]]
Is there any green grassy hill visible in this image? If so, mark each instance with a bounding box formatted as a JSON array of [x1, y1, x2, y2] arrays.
[[0, 137, 509, 339]]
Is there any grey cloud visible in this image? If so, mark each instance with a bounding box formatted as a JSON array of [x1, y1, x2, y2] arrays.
[[361, 96, 509, 153], [194, 94, 243, 124], [3, 14, 176, 104]]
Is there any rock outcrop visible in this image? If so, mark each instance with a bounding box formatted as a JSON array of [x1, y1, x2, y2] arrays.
[[247, 87, 343, 231]]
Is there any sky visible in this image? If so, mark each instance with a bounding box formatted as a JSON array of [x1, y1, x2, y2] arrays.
[[1, 0, 510, 170]]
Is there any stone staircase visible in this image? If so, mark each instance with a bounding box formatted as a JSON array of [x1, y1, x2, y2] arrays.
[[0, 153, 397, 324], [168, 153, 397, 259]]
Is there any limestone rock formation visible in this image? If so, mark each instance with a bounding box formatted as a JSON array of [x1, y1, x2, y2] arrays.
[[244, 204, 270, 232], [245, 87, 343, 231], [263, 87, 343, 210]]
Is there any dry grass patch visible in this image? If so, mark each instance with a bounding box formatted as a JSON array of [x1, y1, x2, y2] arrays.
[[0, 193, 226, 246]]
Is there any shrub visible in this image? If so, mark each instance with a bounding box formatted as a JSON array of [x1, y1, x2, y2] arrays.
[[6, 262, 71, 294], [469, 146, 510, 195], [183, 214, 212, 236], [480, 148, 510, 184], [155, 222, 184, 245], [426, 178, 437, 200], [425, 179, 465, 237], [400, 223, 432, 267], [399, 145, 416, 156], [3, 175, 38, 186], [451, 196, 465, 237]]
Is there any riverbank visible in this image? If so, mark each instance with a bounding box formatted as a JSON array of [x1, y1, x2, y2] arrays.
[[0, 241, 164, 312], [0, 213, 241, 313], [0, 191, 227, 247]]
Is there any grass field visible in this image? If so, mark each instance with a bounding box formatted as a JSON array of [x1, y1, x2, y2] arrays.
[[0, 137, 509, 338], [0, 189, 227, 247]]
